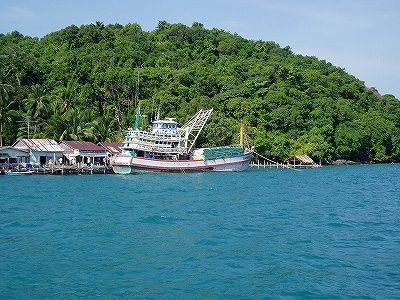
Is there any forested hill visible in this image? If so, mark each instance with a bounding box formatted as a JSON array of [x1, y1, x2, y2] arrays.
[[1, 21, 400, 162]]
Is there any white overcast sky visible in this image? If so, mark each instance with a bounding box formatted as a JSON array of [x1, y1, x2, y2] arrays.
[[0, 0, 399, 98]]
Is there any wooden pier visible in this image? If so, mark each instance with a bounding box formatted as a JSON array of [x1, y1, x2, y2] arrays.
[[250, 160, 288, 169], [32, 165, 114, 175], [250, 151, 321, 170], [0, 164, 114, 175]]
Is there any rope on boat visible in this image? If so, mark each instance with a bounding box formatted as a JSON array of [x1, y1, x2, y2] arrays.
[[252, 151, 302, 172]]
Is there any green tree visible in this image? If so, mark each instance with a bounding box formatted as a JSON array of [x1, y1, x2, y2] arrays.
[[0, 22, 399, 163], [0, 84, 14, 146], [24, 84, 48, 119]]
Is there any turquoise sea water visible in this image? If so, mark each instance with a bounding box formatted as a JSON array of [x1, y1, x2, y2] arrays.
[[1, 164, 400, 298]]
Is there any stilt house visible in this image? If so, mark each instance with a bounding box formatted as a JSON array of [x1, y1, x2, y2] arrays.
[[60, 141, 107, 165], [12, 139, 65, 167]]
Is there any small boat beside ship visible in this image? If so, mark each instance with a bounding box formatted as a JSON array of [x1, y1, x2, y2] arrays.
[[112, 109, 253, 174], [6, 170, 34, 175]]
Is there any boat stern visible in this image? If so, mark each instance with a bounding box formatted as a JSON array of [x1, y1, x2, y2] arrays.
[[212, 151, 253, 172], [111, 155, 133, 174]]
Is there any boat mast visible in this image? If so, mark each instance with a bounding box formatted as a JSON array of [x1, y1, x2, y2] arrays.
[[239, 124, 251, 149], [134, 107, 141, 130], [240, 124, 244, 147], [134, 67, 141, 130], [178, 109, 213, 153]]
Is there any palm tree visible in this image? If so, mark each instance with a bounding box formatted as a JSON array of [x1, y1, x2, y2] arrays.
[[59, 81, 76, 112], [47, 95, 63, 117], [24, 84, 48, 119], [63, 108, 97, 141], [41, 113, 68, 141], [0, 84, 15, 147], [92, 115, 120, 142]]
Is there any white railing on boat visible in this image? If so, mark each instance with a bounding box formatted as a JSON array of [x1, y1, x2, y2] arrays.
[[125, 130, 181, 142], [122, 143, 186, 154]]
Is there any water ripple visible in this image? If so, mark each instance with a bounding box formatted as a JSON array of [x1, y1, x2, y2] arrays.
[[0, 165, 400, 298]]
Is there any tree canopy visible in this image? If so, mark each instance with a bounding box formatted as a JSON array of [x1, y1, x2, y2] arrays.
[[1, 21, 399, 162]]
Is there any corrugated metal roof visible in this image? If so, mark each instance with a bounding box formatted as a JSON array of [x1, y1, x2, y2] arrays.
[[15, 139, 64, 152], [61, 140, 105, 151], [97, 142, 122, 154], [0, 146, 30, 157], [0, 146, 29, 153]]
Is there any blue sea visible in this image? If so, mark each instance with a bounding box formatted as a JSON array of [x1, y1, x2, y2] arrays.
[[1, 164, 400, 299]]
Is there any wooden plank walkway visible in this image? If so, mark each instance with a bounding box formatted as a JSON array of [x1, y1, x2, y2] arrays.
[[32, 165, 114, 175]]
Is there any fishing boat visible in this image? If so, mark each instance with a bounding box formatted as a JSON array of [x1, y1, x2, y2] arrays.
[[112, 108, 253, 174]]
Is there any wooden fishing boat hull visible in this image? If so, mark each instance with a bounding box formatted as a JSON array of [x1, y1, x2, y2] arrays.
[[112, 151, 252, 174]]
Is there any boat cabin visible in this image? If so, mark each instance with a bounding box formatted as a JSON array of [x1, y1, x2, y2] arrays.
[[151, 119, 178, 135], [120, 118, 182, 158]]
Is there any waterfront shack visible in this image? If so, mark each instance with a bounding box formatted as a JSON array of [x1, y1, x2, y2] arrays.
[[97, 142, 122, 166], [287, 155, 318, 168], [60, 140, 107, 166], [12, 139, 64, 167], [98, 141, 121, 155], [0, 146, 30, 170]]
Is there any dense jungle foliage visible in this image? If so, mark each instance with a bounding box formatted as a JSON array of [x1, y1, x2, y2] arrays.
[[1, 21, 400, 162]]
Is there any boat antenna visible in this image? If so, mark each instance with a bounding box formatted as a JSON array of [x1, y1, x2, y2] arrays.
[[134, 69, 139, 108], [134, 63, 144, 108], [150, 97, 155, 122], [16, 116, 38, 139], [156, 106, 160, 121], [133, 63, 144, 128]]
